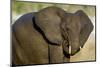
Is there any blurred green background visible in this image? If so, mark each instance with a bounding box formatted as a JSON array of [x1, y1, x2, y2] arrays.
[[12, 0, 95, 22], [12, 0, 96, 62]]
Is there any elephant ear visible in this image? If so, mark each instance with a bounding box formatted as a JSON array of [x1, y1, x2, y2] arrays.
[[75, 10, 94, 48], [34, 10, 63, 45]]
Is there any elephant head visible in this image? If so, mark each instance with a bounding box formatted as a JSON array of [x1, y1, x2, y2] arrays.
[[34, 6, 93, 56], [61, 10, 94, 55]]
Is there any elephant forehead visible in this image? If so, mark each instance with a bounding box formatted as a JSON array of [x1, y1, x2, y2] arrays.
[[72, 15, 81, 26], [65, 15, 81, 31]]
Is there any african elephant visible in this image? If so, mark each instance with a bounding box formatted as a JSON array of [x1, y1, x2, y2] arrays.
[[12, 6, 93, 66]]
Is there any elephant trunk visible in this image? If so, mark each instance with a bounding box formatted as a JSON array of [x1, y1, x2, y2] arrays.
[[63, 36, 80, 56], [62, 40, 69, 56], [70, 38, 80, 55]]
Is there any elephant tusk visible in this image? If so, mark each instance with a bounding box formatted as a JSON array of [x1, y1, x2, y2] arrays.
[[80, 46, 82, 49], [69, 45, 71, 54]]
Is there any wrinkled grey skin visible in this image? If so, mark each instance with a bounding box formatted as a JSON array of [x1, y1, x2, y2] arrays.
[[35, 6, 93, 57], [12, 6, 93, 65]]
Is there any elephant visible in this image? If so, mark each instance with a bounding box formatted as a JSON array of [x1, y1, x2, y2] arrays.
[[12, 6, 93, 66]]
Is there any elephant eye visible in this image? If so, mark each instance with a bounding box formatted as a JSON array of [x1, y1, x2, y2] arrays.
[[66, 27, 69, 31], [65, 27, 71, 33]]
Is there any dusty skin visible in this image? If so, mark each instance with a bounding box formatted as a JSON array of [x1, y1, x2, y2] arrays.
[[12, 6, 94, 65]]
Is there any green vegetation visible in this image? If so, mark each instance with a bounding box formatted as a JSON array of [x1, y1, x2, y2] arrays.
[[12, 0, 95, 22]]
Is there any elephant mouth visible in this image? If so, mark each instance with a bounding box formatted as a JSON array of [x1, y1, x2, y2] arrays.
[[62, 39, 81, 56]]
